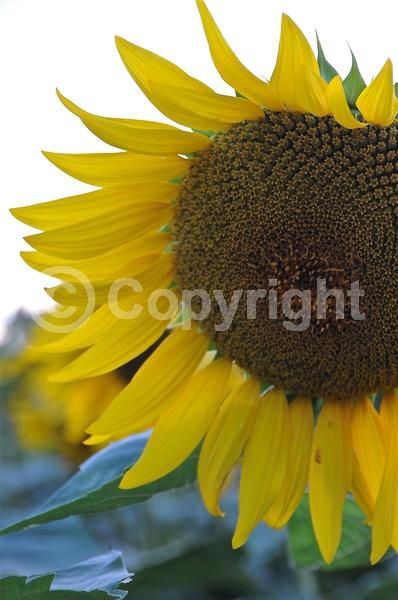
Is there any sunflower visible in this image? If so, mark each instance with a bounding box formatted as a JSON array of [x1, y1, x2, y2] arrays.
[[12, 1, 397, 564], [5, 319, 164, 459], [4, 321, 125, 459]]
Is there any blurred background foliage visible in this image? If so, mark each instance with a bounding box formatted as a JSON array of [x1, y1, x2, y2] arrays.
[[1, 312, 397, 599]]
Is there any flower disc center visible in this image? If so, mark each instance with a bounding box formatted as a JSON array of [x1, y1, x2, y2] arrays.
[[175, 113, 398, 398]]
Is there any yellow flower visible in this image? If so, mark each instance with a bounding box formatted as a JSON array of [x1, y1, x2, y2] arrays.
[[11, 1, 397, 564], [6, 323, 125, 460]]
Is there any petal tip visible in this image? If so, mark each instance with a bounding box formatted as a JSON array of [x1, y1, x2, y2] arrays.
[[56, 88, 68, 107], [370, 548, 383, 565], [41, 150, 55, 162], [115, 35, 132, 53], [231, 534, 245, 550], [119, 470, 140, 489], [281, 13, 294, 26], [118, 479, 131, 490]]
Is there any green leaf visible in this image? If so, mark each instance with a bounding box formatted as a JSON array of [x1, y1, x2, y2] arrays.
[[129, 539, 254, 596], [316, 33, 339, 83], [0, 551, 130, 599], [51, 551, 130, 598], [360, 578, 398, 600], [192, 128, 216, 139], [288, 495, 371, 570], [343, 49, 366, 108], [1, 518, 102, 577], [168, 175, 184, 184], [1, 435, 198, 536], [395, 82, 398, 96]]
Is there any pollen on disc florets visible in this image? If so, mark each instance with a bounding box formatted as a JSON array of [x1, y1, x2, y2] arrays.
[[175, 112, 398, 399]]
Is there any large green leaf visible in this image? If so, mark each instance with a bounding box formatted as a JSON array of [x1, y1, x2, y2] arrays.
[[1, 434, 198, 536], [360, 578, 398, 600], [0, 551, 130, 599], [343, 49, 366, 107], [129, 538, 255, 597], [1, 518, 102, 577], [316, 33, 339, 83], [288, 495, 371, 570]]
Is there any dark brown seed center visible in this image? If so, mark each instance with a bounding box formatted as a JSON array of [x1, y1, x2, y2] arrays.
[[175, 112, 398, 399]]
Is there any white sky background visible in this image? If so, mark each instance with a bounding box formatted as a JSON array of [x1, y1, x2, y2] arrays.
[[0, 0, 397, 336]]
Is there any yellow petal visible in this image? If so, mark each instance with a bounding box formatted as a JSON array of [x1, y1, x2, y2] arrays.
[[120, 358, 232, 488], [49, 253, 173, 310], [86, 328, 209, 439], [264, 396, 313, 528], [146, 79, 264, 131], [232, 387, 290, 549], [371, 389, 398, 563], [309, 399, 353, 564], [352, 397, 385, 507], [198, 378, 260, 516], [356, 59, 397, 126], [25, 305, 94, 349], [116, 35, 213, 94], [270, 14, 328, 114], [351, 454, 375, 523], [84, 434, 109, 446], [40, 255, 173, 353], [63, 374, 124, 444], [57, 90, 211, 154], [196, 0, 282, 110], [21, 232, 170, 282], [295, 63, 329, 116], [48, 305, 169, 382], [11, 184, 179, 231], [327, 76, 366, 129], [227, 363, 246, 393], [21, 251, 156, 291], [39, 305, 117, 353], [42, 151, 190, 187], [115, 34, 263, 130], [25, 202, 173, 259]]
